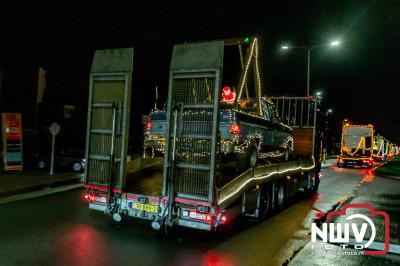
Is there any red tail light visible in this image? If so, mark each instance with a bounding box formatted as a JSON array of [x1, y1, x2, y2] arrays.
[[84, 193, 95, 203], [230, 123, 240, 135], [146, 121, 152, 131], [206, 214, 212, 222], [220, 215, 227, 222]]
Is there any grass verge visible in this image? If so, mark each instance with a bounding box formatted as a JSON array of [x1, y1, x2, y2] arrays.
[[375, 156, 400, 177]]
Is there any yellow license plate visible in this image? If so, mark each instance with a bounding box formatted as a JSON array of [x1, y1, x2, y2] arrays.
[[133, 203, 158, 213]]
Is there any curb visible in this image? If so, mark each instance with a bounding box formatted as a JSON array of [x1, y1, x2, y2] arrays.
[[0, 176, 82, 198], [0, 183, 83, 205]]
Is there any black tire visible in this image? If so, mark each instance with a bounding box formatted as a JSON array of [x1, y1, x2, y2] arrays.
[[304, 171, 318, 197], [72, 161, 83, 172], [258, 185, 271, 221], [236, 144, 257, 172], [274, 181, 287, 211], [283, 148, 290, 161]]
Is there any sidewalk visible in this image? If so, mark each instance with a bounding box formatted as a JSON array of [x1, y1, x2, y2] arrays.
[[0, 169, 83, 198]]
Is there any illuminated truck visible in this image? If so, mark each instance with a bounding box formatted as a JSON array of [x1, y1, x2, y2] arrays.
[[83, 39, 321, 233], [373, 134, 386, 162], [337, 124, 374, 168]]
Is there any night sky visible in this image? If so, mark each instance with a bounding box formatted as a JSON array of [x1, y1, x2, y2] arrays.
[[0, 0, 399, 153]]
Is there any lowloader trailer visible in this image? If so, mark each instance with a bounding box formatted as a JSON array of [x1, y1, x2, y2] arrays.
[[84, 39, 321, 232]]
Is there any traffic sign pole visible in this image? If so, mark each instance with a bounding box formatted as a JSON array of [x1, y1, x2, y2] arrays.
[[50, 134, 55, 175], [49, 122, 61, 176]]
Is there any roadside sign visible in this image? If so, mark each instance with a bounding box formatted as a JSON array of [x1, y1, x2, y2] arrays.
[[1, 113, 23, 170], [49, 122, 61, 136]]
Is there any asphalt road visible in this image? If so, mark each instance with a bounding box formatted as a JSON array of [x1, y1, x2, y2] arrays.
[[0, 164, 399, 266]]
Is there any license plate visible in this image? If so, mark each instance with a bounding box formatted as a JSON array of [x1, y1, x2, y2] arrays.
[[133, 202, 158, 213], [95, 197, 107, 204], [189, 212, 206, 220]]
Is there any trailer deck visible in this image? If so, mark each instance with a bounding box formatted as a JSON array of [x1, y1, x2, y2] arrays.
[[124, 167, 163, 196]]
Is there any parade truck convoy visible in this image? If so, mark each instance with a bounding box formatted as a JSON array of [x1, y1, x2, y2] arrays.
[[373, 135, 385, 162], [337, 123, 374, 168], [83, 37, 321, 233]]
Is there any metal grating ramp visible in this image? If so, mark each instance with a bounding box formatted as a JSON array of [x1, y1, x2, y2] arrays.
[[163, 41, 223, 204], [84, 48, 133, 189]]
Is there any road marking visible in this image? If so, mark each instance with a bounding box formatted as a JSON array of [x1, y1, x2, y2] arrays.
[[0, 183, 83, 205]]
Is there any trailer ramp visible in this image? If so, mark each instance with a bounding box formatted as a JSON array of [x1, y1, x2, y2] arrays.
[[84, 48, 133, 209], [162, 41, 224, 225]]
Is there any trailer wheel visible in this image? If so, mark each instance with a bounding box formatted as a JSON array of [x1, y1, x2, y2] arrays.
[[275, 181, 287, 211]]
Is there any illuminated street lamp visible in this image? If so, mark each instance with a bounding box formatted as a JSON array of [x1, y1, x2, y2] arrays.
[[326, 108, 333, 116], [281, 40, 341, 96], [330, 40, 340, 46], [343, 118, 348, 126]]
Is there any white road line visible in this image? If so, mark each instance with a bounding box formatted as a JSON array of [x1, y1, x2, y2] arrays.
[[0, 183, 83, 205]]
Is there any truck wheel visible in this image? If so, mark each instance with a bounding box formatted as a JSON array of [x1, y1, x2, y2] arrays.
[[284, 149, 289, 161], [258, 185, 271, 221], [274, 181, 287, 211], [72, 161, 83, 172], [237, 144, 257, 172], [283, 147, 292, 161]]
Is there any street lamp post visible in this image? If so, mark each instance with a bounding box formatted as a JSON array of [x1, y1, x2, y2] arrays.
[[281, 40, 341, 96], [307, 49, 311, 97], [325, 108, 333, 155]]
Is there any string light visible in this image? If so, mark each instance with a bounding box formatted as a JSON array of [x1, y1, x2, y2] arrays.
[[236, 38, 263, 116], [217, 158, 316, 204]]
